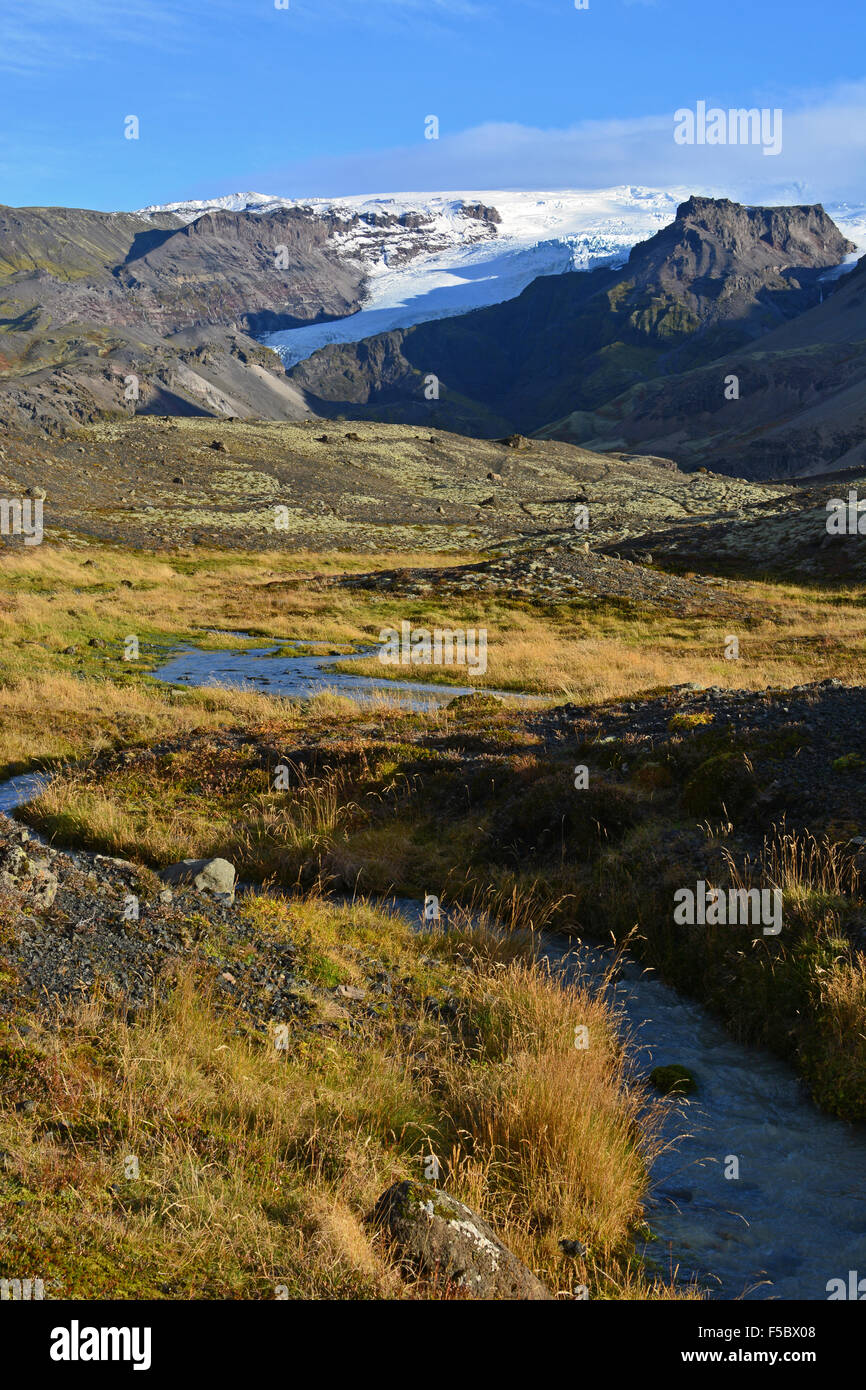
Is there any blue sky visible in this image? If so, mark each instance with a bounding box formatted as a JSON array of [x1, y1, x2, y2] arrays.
[[1, 0, 865, 209]]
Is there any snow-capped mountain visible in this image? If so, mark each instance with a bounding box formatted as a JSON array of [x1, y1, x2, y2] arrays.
[[137, 186, 866, 368], [135, 186, 692, 363]]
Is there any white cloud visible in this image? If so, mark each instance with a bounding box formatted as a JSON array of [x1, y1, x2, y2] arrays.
[[0, 0, 488, 73], [0, 0, 192, 73], [234, 82, 866, 205]]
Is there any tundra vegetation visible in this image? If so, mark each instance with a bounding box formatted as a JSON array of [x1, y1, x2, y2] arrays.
[[1, 531, 864, 1299]]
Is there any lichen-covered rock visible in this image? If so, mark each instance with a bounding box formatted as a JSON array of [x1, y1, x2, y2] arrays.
[[160, 857, 236, 902], [373, 1179, 551, 1300], [0, 841, 59, 909], [28, 866, 59, 910]]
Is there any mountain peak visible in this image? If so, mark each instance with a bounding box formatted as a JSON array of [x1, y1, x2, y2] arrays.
[[629, 195, 855, 289]]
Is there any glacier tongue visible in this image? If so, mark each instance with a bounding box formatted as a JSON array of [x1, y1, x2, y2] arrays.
[[135, 185, 866, 369], [259, 185, 695, 365]]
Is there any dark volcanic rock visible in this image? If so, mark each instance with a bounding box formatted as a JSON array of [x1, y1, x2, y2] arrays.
[[0, 819, 304, 1027], [313, 535, 746, 614]]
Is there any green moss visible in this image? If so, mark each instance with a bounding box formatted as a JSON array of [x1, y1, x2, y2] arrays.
[[832, 753, 865, 772], [304, 951, 346, 988], [668, 711, 713, 730], [649, 1064, 697, 1096]]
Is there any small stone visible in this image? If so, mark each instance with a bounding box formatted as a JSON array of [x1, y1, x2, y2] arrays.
[[337, 984, 366, 1002], [559, 1238, 587, 1258], [372, 1180, 551, 1300]]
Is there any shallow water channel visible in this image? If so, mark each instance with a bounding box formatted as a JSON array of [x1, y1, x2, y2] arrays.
[[3, 643, 864, 1301], [367, 899, 866, 1301], [155, 637, 533, 711], [544, 937, 866, 1300]]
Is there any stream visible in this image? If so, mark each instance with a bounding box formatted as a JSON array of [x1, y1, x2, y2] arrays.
[[545, 937, 866, 1300], [155, 637, 535, 711], [3, 643, 864, 1301]]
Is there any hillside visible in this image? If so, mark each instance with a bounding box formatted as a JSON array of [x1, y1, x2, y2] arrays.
[[545, 254, 866, 478], [284, 198, 856, 471], [0, 201, 381, 429]]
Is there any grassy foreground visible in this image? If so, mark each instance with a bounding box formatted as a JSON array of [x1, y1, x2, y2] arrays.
[[0, 892, 685, 1299], [1, 542, 866, 776], [2, 539, 866, 1297], [22, 689, 866, 1123]]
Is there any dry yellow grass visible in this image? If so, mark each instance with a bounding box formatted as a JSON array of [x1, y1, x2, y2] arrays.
[[2, 543, 865, 732], [0, 670, 294, 774], [3, 539, 855, 1301], [435, 955, 681, 1294], [343, 584, 866, 698], [0, 895, 693, 1299]]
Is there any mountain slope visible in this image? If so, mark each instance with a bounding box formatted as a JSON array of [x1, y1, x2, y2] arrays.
[[284, 198, 855, 448], [139, 187, 866, 370], [543, 252, 866, 478], [0, 201, 376, 429], [0, 188, 861, 464]]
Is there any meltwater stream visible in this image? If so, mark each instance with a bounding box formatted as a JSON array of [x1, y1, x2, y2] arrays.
[[155, 638, 533, 711], [0, 771, 49, 816], [545, 936, 866, 1300], [3, 641, 864, 1300]]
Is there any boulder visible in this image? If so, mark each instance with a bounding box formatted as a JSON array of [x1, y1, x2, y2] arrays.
[[0, 845, 58, 909], [159, 857, 236, 902], [1, 845, 31, 878], [29, 866, 59, 910], [372, 1179, 551, 1300]]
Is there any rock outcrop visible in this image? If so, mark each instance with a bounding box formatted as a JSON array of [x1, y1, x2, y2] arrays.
[[285, 197, 858, 474]]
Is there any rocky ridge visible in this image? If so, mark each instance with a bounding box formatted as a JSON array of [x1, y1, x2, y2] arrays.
[[284, 197, 856, 467], [0, 416, 795, 561]]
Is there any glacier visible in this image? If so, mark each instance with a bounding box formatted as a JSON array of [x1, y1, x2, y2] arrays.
[[137, 186, 866, 368]]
